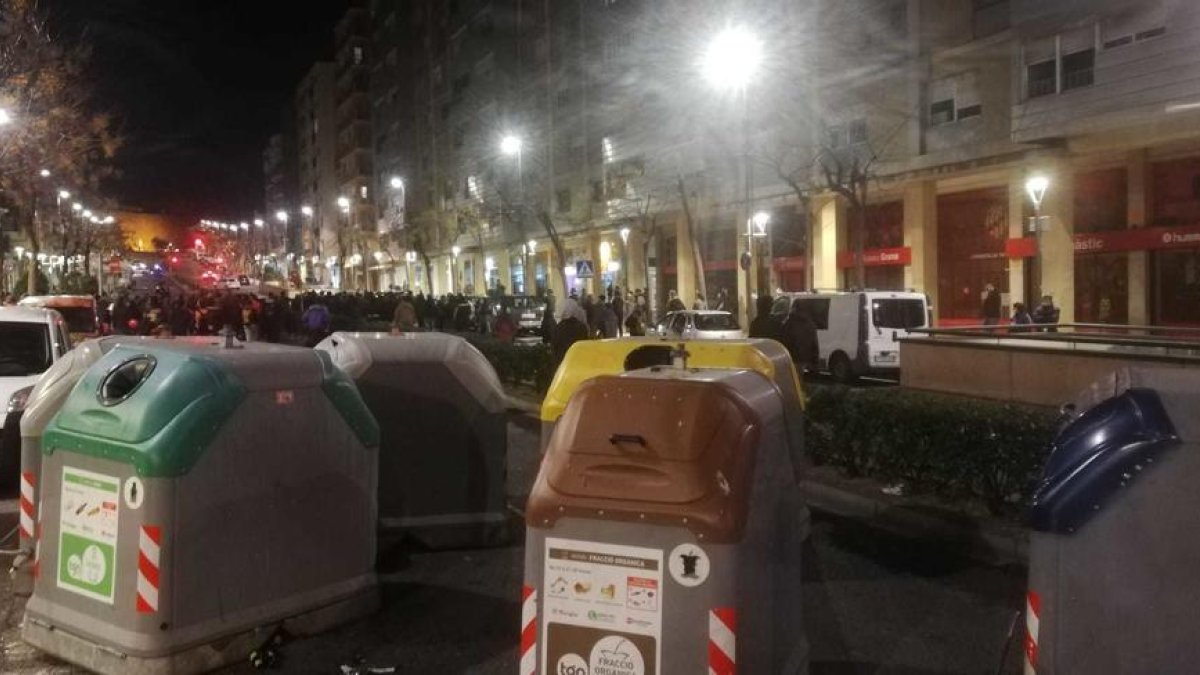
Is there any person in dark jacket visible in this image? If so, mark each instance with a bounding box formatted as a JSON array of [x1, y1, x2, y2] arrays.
[[624, 307, 647, 336], [595, 300, 619, 338], [748, 295, 783, 342], [981, 283, 1001, 326], [782, 301, 820, 372], [1032, 295, 1060, 332], [552, 298, 590, 367], [1010, 302, 1033, 333]]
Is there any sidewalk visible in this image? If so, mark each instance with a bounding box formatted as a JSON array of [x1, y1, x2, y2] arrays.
[[501, 385, 1029, 567]]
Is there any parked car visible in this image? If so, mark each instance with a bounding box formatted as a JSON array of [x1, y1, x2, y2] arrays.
[[18, 294, 100, 342], [494, 295, 548, 345], [0, 306, 72, 483], [655, 310, 744, 340], [771, 290, 930, 382]]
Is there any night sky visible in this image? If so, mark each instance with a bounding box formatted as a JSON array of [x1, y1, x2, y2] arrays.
[[49, 0, 348, 222]]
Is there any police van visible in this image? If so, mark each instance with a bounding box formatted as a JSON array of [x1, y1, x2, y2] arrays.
[[771, 290, 930, 382]]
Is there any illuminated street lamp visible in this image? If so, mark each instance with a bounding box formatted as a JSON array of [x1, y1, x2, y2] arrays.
[[253, 218, 264, 228], [103, 216, 115, 225], [275, 210, 288, 224], [72, 202, 82, 212], [337, 196, 351, 212], [301, 205, 313, 217], [751, 211, 770, 237], [389, 176, 404, 190], [1025, 174, 1051, 304], [704, 25, 764, 323], [82, 210, 92, 219], [58, 190, 70, 200], [0, 109, 11, 126], [39, 169, 50, 178]]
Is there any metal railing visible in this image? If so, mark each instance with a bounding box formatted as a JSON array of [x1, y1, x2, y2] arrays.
[[904, 323, 1200, 358]]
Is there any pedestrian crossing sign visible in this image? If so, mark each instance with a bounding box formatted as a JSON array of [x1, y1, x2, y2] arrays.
[[576, 260, 595, 279]]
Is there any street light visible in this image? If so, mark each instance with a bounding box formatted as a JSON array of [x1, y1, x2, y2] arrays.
[[337, 196, 351, 212], [275, 210, 288, 223], [700, 26, 764, 92], [1025, 174, 1051, 305], [500, 135, 522, 156], [389, 176, 404, 190], [72, 202, 82, 212], [58, 190, 70, 200], [751, 211, 770, 237], [253, 218, 264, 228], [0, 109, 11, 126], [704, 26, 764, 324], [39, 169, 50, 178], [301, 205, 313, 217]]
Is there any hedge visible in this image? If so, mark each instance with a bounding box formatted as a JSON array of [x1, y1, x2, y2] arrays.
[[460, 334, 556, 394], [805, 384, 1059, 515]]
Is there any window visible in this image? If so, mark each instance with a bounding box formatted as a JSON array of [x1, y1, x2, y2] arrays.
[[871, 299, 927, 329], [1026, 59, 1056, 98], [930, 99, 955, 126], [695, 314, 739, 331], [792, 299, 831, 330], [0, 323, 51, 376], [353, 46, 364, 65], [1062, 48, 1095, 90], [1102, 11, 1166, 49], [556, 189, 572, 213], [360, 185, 369, 199]]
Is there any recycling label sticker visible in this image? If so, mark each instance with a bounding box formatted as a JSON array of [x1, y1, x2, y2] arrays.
[[543, 538, 662, 675], [668, 543, 710, 588], [57, 467, 120, 604]]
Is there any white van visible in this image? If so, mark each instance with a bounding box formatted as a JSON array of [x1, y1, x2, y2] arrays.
[[771, 290, 930, 382]]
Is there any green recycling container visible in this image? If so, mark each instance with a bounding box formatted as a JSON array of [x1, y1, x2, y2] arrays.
[[22, 338, 381, 675]]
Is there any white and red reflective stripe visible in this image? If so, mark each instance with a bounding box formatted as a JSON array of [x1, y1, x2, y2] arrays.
[[136, 525, 162, 614], [708, 607, 736, 675], [520, 584, 537, 675], [1025, 590, 1041, 675], [18, 472, 35, 541]]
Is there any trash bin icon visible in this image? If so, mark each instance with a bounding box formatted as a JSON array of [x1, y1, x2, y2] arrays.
[[316, 331, 510, 548], [522, 367, 808, 674], [23, 339, 381, 675], [1025, 367, 1196, 674]]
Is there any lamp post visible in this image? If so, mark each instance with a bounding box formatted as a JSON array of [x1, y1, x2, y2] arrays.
[[300, 205, 314, 283], [405, 250, 417, 291], [1025, 174, 1050, 305], [702, 25, 764, 326], [275, 210, 289, 292], [451, 245, 462, 293], [337, 196, 351, 289], [501, 135, 525, 261]]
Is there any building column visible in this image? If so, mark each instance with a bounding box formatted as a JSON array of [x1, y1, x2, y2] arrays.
[[548, 247, 566, 306], [626, 231, 647, 295], [1127, 149, 1149, 325], [1039, 162, 1075, 323], [495, 248, 511, 295], [1006, 168, 1027, 312], [675, 213, 696, 306], [525, 246, 539, 297], [903, 179, 939, 320], [587, 231, 603, 298], [811, 195, 846, 291]]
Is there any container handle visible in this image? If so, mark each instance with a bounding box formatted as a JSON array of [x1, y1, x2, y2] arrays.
[[608, 433, 646, 447]]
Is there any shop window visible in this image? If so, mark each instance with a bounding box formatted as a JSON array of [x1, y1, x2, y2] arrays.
[[936, 187, 1011, 320], [1150, 157, 1200, 226], [1074, 168, 1127, 233]]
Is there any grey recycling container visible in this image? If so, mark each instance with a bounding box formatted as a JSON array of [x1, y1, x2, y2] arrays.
[[316, 331, 509, 548], [13, 337, 134, 596], [1025, 366, 1200, 674], [522, 367, 808, 675], [22, 338, 381, 675]]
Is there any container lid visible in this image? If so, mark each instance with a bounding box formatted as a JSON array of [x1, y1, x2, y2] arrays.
[[539, 337, 802, 423], [527, 370, 767, 543], [317, 332, 506, 414]]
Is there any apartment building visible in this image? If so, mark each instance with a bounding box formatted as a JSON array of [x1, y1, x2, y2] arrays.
[[334, 1, 376, 289], [363, 0, 1200, 327], [294, 61, 339, 286]]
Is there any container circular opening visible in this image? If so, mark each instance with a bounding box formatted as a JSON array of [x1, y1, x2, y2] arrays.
[[97, 355, 156, 406]]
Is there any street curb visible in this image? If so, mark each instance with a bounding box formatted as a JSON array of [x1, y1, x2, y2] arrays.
[[801, 479, 1029, 567]]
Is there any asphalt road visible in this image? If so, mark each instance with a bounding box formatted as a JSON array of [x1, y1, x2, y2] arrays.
[[0, 412, 1026, 674]]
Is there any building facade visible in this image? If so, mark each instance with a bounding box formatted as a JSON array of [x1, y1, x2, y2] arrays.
[[294, 61, 339, 285], [353, 0, 1200, 329], [334, 1, 376, 289]]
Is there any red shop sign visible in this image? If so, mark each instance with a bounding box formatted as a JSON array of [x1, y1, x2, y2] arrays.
[[837, 246, 912, 268], [1007, 223, 1200, 258]]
